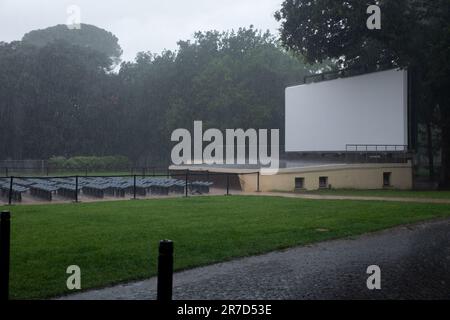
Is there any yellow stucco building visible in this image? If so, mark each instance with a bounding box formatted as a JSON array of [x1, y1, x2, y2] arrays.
[[170, 161, 413, 193]]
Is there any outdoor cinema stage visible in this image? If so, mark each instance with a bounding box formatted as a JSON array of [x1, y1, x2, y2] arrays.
[[170, 68, 413, 193], [169, 160, 413, 193]]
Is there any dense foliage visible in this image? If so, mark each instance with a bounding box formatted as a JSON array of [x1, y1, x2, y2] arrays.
[[0, 25, 314, 166], [48, 156, 130, 170], [22, 24, 122, 68]]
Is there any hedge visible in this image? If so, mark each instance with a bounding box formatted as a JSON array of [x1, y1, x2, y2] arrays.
[[48, 156, 130, 170]]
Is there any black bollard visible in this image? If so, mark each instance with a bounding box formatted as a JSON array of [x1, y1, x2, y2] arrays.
[[157, 240, 174, 301], [0, 211, 11, 301], [226, 173, 230, 196]]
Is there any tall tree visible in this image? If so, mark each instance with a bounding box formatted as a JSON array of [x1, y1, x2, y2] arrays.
[[22, 24, 122, 69], [0, 40, 114, 159]]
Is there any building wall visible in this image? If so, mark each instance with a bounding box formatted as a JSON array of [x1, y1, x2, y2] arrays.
[[239, 163, 413, 192]]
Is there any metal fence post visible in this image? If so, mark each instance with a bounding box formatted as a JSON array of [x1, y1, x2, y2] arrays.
[[1, 211, 11, 301], [185, 170, 189, 197], [8, 177, 13, 205], [226, 173, 230, 196], [257, 172, 260, 192], [157, 240, 173, 301], [133, 175, 137, 199], [75, 176, 79, 203]]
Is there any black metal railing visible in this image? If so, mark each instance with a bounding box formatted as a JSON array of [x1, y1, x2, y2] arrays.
[[0, 166, 172, 178], [345, 144, 408, 152], [0, 171, 260, 205]]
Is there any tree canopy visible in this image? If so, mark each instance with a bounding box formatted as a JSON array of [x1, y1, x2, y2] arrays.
[[0, 25, 316, 166], [22, 24, 123, 68]]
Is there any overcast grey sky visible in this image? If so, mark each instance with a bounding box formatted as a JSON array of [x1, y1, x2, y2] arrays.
[[0, 0, 283, 61]]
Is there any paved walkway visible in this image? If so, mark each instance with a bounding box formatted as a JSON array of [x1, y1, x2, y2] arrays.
[[58, 218, 450, 300], [246, 192, 450, 204]]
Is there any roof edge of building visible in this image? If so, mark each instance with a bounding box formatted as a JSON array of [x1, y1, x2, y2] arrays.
[[169, 161, 412, 175]]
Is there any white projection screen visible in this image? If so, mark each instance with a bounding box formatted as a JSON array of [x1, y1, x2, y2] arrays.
[[285, 69, 408, 152]]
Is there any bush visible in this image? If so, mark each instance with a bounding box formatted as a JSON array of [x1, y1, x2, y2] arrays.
[[47, 156, 67, 168], [48, 155, 130, 170]]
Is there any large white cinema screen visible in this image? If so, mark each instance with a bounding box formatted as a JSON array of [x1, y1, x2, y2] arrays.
[[285, 69, 408, 152]]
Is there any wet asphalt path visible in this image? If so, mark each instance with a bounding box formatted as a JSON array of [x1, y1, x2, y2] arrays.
[[59, 219, 450, 300]]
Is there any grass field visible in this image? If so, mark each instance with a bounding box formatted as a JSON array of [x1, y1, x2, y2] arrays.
[[4, 195, 450, 299], [303, 189, 450, 199]]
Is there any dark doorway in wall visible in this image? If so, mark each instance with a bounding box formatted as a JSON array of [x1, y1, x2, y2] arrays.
[[383, 172, 392, 187], [295, 177, 305, 189], [319, 176, 328, 188]]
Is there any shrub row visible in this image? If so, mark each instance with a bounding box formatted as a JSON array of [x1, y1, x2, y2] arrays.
[[48, 156, 130, 170]]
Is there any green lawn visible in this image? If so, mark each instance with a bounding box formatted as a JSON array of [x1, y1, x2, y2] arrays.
[[302, 189, 450, 199], [4, 195, 450, 299]]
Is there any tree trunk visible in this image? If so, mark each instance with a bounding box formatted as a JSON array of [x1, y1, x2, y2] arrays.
[[426, 122, 434, 181]]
